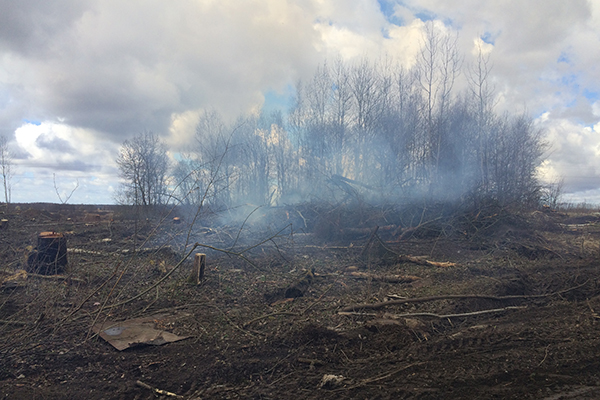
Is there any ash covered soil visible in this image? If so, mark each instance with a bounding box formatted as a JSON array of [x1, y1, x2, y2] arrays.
[[2, 203, 600, 399]]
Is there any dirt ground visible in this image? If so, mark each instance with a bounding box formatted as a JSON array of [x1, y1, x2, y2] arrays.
[[2, 203, 600, 399]]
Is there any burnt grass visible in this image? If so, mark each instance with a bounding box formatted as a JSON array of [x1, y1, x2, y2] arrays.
[[2, 203, 600, 399]]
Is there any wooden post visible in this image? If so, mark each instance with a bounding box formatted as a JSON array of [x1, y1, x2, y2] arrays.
[[188, 253, 206, 285]]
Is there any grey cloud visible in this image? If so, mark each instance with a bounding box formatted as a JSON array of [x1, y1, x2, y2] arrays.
[[0, 0, 89, 56], [55, 159, 97, 172], [11, 146, 32, 161], [35, 133, 74, 153], [25, 159, 98, 172], [1, 0, 322, 144]]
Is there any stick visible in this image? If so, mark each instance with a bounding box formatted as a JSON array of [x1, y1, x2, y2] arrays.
[[398, 255, 457, 267], [136, 380, 184, 398], [302, 283, 335, 314], [339, 306, 526, 319], [340, 281, 589, 312], [0, 319, 30, 326]]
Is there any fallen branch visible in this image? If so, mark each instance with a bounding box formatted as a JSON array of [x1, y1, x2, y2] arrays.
[[369, 232, 457, 267], [339, 306, 526, 319], [340, 281, 589, 312], [334, 362, 424, 391], [392, 217, 444, 240], [347, 271, 421, 284], [0, 319, 30, 326], [245, 282, 336, 328], [341, 294, 515, 312], [398, 255, 457, 267], [136, 380, 184, 398], [357, 362, 424, 385], [302, 282, 335, 314], [207, 303, 262, 337]]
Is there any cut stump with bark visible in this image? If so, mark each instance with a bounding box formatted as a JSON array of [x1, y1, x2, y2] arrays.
[[27, 232, 68, 275], [188, 253, 206, 285]]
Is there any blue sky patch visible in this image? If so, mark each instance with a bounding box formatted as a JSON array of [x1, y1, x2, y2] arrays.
[[263, 84, 295, 115], [557, 52, 570, 64], [23, 119, 41, 126], [480, 32, 495, 45], [583, 89, 600, 102], [377, 0, 405, 26], [381, 27, 391, 39], [415, 11, 436, 22]]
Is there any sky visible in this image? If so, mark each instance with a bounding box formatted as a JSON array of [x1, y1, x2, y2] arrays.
[[1, 0, 599, 204]]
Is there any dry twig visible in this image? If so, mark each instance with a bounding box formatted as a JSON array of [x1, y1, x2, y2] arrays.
[[136, 380, 184, 398]]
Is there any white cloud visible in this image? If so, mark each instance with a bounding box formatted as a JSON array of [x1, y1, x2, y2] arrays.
[[538, 115, 600, 195], [10, 122, 119, 203]]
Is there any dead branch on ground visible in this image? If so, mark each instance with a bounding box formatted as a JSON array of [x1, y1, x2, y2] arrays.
[[364, 229, 458, 267], [347, 271, 421, 284], [397, 255, 457, 267], [340, 281, 589, 312], [339, 306, 527, 319], [392, 216, 443, 240], [136, 380, 184, 398]]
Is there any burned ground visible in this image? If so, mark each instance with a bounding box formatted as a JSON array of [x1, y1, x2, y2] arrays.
[[2, 203, 600, 399]]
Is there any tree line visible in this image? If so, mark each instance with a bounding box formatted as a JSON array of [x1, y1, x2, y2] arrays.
[[117, 25, 546, 211]]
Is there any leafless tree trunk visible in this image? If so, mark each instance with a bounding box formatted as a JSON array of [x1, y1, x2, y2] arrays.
[[467, 43, 496, 198], [415, 22, 462, 194], [0, 135, 14, 207]]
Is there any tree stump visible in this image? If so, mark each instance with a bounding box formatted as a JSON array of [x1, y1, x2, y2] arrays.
[[188, 253, 206, 285], [27, 232, 68, 275]]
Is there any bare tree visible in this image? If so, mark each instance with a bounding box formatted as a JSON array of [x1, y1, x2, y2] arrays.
[[330, 58, 352, 175], [116, 131, 170, 206], [415, 22, 462, 192], [0, 135, 13, 206], [467, 42, 496, 197], [541, 178, 564, 209], [194, 110, 239, 209], [163, 41, 545, 210]]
